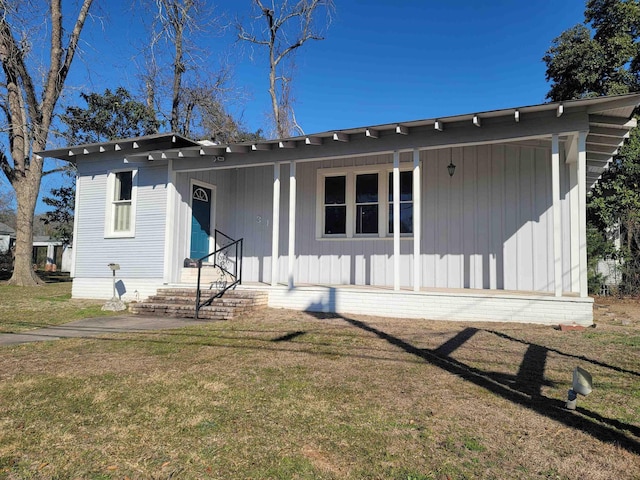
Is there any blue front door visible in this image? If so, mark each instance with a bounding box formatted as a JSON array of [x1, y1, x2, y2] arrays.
[[190, 185, 212, 260]]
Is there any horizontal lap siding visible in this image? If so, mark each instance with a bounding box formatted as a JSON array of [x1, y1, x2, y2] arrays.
[[74, 161, 168, 278]]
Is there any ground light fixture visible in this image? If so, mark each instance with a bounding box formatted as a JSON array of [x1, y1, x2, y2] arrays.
[[102, 263, 126, 311], [566, 366, 593, 410], [447, 161, 456, 177]]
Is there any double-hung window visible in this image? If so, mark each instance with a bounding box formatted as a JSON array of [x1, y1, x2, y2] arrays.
[[106, 169, 137, 237], [324, 176, 347, 235], [355, 173, 379, 234]]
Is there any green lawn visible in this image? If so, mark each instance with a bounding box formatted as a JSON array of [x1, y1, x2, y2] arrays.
[[0, 280, 125, 334], [0, 284, 639, 479]]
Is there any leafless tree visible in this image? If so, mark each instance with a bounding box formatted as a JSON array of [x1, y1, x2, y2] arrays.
[[238, 0, 333, 139], [144, 0, 202, 132], [0, 0, 94, 286], [140, 0, 245, 140]]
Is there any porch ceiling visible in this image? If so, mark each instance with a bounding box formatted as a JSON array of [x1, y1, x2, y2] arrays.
[[586, 105, 637, 188]]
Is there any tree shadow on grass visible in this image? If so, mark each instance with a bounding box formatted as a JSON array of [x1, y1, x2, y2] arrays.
[[486, 329, 640, 377], [328, 312, 640, 455], [2, 303, 639, 453]]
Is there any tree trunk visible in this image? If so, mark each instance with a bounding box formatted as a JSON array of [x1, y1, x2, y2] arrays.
[[269, 65, 282, 138], [8, 168, 43, 286]]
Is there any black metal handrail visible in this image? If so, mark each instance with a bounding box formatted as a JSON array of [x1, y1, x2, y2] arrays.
[[195, 230, 243, 318]]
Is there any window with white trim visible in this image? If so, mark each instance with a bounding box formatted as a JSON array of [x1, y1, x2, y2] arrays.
[[318, 167, 413, 239], [106, 169, 137, 237], [388, 171, 413, 234]]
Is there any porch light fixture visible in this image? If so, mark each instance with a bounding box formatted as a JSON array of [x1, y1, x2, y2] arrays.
[[447, 161, 456, 177]]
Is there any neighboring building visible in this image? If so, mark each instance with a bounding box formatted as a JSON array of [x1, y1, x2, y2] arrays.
[[0, 221, 15, 254], [40, 93, 640, 325], [596, 224, 622, 294], [32, 236, 72, 273]]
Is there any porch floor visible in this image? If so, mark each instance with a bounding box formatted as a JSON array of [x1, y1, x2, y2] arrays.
[[235, 282, 583, 299]]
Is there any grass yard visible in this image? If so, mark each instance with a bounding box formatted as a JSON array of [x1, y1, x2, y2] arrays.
[[0, 279, 125, 334], [0, 283, 639, 479]]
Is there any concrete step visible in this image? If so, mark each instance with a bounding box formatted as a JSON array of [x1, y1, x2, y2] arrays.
[[131, 287, 269, 320], [180, 266, 237, 284]]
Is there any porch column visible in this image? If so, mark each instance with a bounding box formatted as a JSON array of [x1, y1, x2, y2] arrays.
[[271, 163, 281, 286], [163, 159, 177, 284], [551, 134, 563, 297], [288, 161, 297, 289], [393, 150, 400, 291], [578, 131, 588, 297], [413, 148, 421, 291], [568, 135, 581, 293]]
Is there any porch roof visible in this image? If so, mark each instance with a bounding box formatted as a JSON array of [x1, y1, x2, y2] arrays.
[[38, 94, 640, 189], [37, 132, 199, 162]]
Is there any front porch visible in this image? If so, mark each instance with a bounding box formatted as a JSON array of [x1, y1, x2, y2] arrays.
[[44, 94, 640, 326]]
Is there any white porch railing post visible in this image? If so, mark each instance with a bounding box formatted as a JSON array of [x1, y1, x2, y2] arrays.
[[413, 149, 421, 291], [552, 134, 563, 297], [288, 161, 297, 289], [271, 163, 281, 286], [578, 131, 588, 297], [393, 150, 400, 291]]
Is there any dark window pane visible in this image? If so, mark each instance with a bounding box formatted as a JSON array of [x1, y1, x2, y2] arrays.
[[400, 171, 413, 201], [356, 174, 378, 203], [325, 206, 346, 234], [325, 176, 345, 204], [356, 204, 378, 234], [116, 171, 132, 201], [388, 171, 413, 201], [389, 203, 413, 234]]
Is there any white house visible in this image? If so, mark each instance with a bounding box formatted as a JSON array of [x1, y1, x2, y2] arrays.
[[40, 93, 640, 325], [0, 221, 14, 254]]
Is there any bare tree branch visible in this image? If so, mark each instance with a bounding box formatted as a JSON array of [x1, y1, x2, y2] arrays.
[[42, 166, 70, 177], [238, 0, 333, 138]]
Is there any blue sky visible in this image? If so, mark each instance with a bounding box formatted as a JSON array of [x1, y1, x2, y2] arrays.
[[73, 0, 588, 134], [32, 0, 589, 211]]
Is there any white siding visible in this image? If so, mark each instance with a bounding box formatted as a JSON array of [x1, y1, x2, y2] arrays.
[[198, 143, 572, 293], [174, 167, 273, 283], [74, 160, 168, 281]]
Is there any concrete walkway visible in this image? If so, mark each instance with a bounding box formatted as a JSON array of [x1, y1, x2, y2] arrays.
[[0, 315, 211, 346]]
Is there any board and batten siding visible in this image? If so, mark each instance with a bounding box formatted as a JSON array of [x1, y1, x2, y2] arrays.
[[74, 158, 169, 284], [196, 142, 572, 293], [174, 166, 274, 283], [70, 140, 574, 300]]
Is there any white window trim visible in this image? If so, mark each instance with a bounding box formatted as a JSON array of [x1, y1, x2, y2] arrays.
[[316, 164, 414, 240], [104, 168, 138, 238]]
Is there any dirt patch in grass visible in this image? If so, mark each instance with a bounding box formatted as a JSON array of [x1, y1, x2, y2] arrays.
[[0, 296, 639, 478]]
